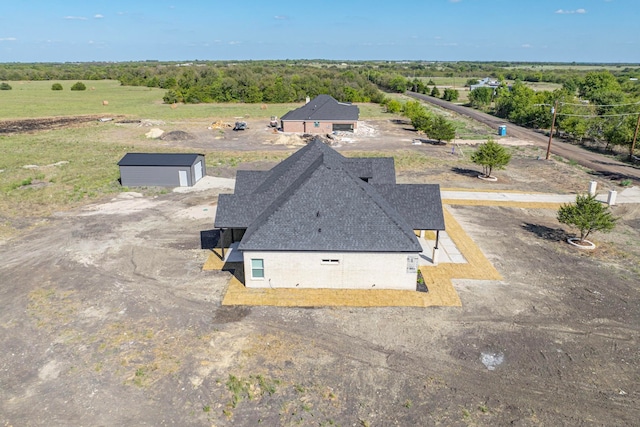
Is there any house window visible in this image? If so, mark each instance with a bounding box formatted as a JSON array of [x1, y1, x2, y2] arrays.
[[314, 121, 320, 127], [251, 259, 264, 278], [321, 259, 340, 265]]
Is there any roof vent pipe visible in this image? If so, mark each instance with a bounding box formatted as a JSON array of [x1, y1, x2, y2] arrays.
[[305, 96, 310, 104]]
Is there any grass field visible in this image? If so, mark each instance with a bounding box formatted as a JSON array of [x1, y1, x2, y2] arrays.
[[0, 80, 390, 121], [0, 80, 464, 238]]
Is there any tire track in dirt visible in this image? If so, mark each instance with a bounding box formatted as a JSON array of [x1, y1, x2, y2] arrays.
[[257, 318, 638, 425]]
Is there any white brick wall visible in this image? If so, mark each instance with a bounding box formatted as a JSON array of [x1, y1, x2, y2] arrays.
[[242, 251, 417, 290]]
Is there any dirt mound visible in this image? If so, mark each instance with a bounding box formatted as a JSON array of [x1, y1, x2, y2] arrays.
[[161, 130, 194, 141], [265, 133, 307, 146], [145, 128, 164, 139]]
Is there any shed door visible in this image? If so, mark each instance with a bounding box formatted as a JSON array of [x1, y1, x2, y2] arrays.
[[178, 170, 188, 187], [194, 161, 203, 182]]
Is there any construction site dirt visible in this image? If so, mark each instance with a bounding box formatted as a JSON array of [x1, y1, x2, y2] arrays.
[[1, 115, 639, 426]]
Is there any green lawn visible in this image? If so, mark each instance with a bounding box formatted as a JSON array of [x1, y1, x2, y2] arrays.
[[0, 80, 389, 121], [0, 80, 430, 239]]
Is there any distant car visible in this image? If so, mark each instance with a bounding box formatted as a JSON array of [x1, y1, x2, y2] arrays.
[[233, 121, 247, 131]]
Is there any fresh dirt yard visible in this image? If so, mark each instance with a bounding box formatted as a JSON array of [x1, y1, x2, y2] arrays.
[[1, 114, 639, 426]]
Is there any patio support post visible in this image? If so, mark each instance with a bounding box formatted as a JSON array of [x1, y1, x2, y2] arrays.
[[220, 228, 225, 258], [432, 230, 440, 265]]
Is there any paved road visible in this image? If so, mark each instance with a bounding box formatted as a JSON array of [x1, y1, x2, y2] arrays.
[[407, 91, 640, 182]]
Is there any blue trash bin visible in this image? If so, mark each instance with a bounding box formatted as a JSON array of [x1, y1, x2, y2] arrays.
[[498, 125, 507, 136]]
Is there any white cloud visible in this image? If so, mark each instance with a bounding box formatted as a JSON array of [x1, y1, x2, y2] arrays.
[[555, 8, 587, 14], [0, 37, 17, 41], [94, 14, 104, 19], [64, 16, 88, 20], [449, 0, 462, 3], [229, 41, 242, 45], [274, 15, 288, 20], [522, 44, 531, 48]]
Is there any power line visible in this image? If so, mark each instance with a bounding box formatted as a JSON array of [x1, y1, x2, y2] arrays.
[[559, 100, 640, 108], [555, 112, 640, 118], [534, 100, 640, 108]]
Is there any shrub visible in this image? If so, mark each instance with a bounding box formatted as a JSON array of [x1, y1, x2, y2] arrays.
[[412, 114, 432, 133], [442, 88, 459, 102], [163, 90, 180, 104], [429, 115, 456, 142], [70, 81, 86, 91], [430, 86, 440, 97], [0, 82, 12, 90], [51, 83, 63, 91], [471, 137, 511, 178], [557, 194, 617, 243], [385, 99, 402, 114]]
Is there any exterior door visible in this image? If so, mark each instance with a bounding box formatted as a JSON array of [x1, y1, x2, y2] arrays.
[[178, 170, 188, 187], [194, 161, 203, 182]]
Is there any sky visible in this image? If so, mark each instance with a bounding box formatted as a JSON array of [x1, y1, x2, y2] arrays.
[[0, 0, 637, 63]]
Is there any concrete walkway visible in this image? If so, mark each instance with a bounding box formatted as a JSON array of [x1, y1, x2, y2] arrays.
[[441, 186, 640, 206]]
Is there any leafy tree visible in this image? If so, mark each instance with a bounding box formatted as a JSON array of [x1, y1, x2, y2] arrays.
[[442, 88, 459, 102], [385, 98, 402, 113], [604, 115, 636, 155], [494, 81, 538, 126], [468, 87, 493, 108], [578, 71, 621, 101], [0, 82, 12, 90], [430, 86, 440, 97], [466, 78, 480, 87], [389, 75, 408, 93], [163, 90, 180, 104], [51, 83, 63, 90], [557, 194, 617, 243], [471, 137, 511, 178], [560, 116, 589, 142], [428, 115, 456, 142], [412, 114, 432, 134], [427, 79, 436, 86], [402, 100, 426, 122], [70, 81, 86, 91]]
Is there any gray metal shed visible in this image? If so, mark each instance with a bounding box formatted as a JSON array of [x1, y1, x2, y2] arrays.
[[118, 153, 206, 187]]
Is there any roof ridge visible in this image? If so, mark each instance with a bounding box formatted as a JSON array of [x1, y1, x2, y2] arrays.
[[344, 169, 420, 249], [239, 154, 326, 247], [239, 156, 421, 252]]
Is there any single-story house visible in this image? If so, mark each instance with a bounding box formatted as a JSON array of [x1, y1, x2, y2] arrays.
[[118, 153, 205, 187], [280, 95, 359, 134], [470, 77, 501, 91], [214, 138, 445, 290]]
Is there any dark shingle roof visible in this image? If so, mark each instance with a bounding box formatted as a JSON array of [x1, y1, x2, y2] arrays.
[[343, 158, 396, 184], [280, 95, 359, 122], [214, 138, 444, 252], [118, 153, 203, 167], [237, 157, 421, 252], [233, 170, 268, 195], [372, 184, 445, 231]]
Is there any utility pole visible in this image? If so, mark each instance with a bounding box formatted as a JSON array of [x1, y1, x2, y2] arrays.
[[630, 113, 640, 160], [546, 100, 558, 160]]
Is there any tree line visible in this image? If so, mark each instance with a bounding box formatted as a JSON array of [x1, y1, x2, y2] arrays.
[[470, 71, 639, 158], [1, 61, 638, 155]]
